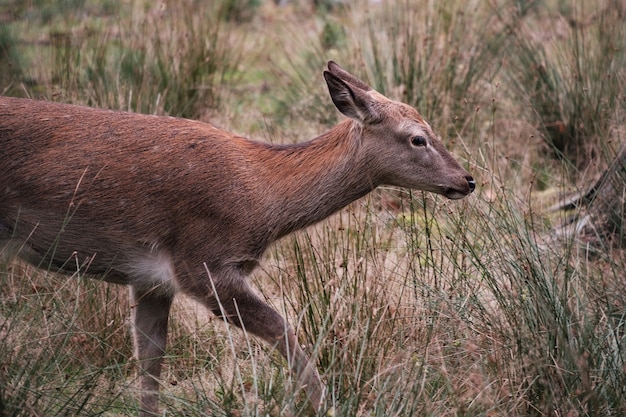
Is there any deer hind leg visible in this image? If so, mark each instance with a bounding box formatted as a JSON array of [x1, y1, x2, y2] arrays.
[[130, 286, 174, 417], [204, 278, 325, 412]]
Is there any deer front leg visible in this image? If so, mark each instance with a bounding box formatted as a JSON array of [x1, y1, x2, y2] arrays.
[[206, 281, 325, 412], [130, 286, 174, 417], [279, 324, 326, 411]]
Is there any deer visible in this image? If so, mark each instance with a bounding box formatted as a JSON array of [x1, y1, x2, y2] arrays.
[[0, 61, 475, 415]]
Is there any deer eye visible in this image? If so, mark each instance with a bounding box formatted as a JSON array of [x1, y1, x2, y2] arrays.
[[411, 135, 427, 147]]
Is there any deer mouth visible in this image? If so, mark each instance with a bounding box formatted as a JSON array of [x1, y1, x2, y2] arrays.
[[444, 188, 470, 200], [443, 177, 476, 199]]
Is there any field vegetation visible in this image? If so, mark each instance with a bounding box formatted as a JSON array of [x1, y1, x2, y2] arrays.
[[0, 0, 625, 416]]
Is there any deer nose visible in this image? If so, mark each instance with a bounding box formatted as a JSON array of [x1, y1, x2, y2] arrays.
[[466, 176, 476, 193]]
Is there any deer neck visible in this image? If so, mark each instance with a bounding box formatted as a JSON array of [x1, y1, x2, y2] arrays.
[[258, 120, 377, 239]]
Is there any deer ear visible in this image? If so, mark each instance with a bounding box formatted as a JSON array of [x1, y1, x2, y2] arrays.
[[327, 61, 372, 92], [323, 71, 379, 123]]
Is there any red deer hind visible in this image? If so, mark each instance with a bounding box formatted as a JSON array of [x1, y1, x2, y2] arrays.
[[0, 62, 474, 415]]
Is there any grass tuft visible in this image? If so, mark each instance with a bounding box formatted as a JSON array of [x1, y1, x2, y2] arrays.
[[505, 1, 626, 167]]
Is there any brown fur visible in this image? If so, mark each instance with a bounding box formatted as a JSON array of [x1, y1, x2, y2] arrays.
[[0, 62, 474, 415]]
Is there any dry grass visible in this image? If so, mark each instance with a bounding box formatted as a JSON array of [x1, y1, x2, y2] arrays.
[[1, 0, 625, 416]]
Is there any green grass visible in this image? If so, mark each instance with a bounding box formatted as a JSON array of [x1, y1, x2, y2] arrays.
[[1, 0, 625, 416]]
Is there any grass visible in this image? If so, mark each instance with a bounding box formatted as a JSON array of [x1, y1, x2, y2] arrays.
[[504, 1, 626, 167], [1, 0, 625, 416]]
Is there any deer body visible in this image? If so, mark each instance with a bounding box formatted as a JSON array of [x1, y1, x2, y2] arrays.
[[0, 62, 474, 415]]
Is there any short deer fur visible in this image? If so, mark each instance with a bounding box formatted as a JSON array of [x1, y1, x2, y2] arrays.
[[0, 62, 474, 415]]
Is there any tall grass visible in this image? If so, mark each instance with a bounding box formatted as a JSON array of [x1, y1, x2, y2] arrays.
[[358, 0, 513, 137], [0, 262, 134, 416], [265, 181, 625, 415], [1, 0, 625, 416], [0, 23, 24, 94], [449, 190, 626, 415], [504, 1, 626, 167], [4, 0, 244, 117]]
